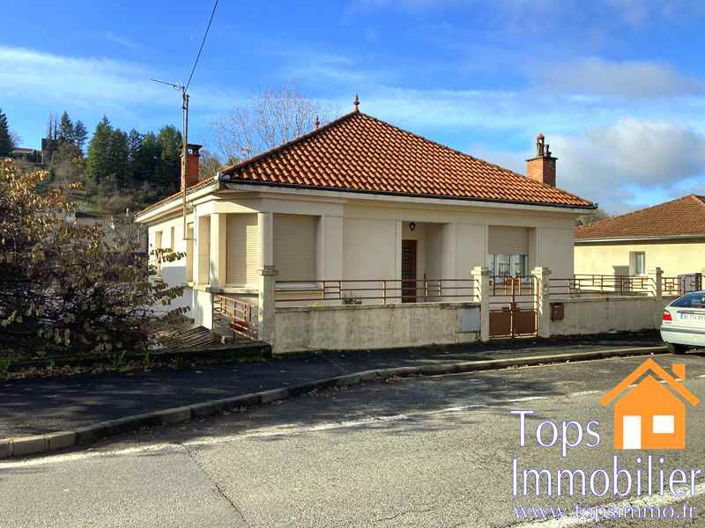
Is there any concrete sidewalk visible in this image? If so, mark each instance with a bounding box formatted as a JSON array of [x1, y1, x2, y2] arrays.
[[0, 332, 663, 440]]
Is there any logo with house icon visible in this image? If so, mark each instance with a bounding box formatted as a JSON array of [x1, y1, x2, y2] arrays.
[[600, 358, 700, 450]]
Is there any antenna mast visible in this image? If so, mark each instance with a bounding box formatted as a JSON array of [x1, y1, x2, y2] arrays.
[[151, 79, 189, 241]]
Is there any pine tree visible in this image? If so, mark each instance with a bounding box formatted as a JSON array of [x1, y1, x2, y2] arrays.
[[73, 121, 88, 152], [59, 111, 74, 143], [109, 128, 130, 187], [87, 116, 113, 183], [0, 109, 13, 157], [156, 125, 182, 194]]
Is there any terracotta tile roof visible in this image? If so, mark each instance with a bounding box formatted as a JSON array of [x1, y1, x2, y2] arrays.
[[575, 195, 705, 240], [220, 111, 593, 209]]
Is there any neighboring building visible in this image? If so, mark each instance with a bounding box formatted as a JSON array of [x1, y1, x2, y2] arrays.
[[10, 147, 42, 164], [135, 105, 594, 332], [575, 195, 705, 278]]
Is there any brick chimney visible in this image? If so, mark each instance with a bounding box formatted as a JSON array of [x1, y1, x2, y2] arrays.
[[183, 144, 202, 190], [526, 133, 557, 187]]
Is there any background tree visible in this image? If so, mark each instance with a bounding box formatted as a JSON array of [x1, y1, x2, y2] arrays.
[[0, 109, 14, 157], [59, 111, 74, 144], [73, 120, 88, 152], [576, 208, 611, 226], [86, 116, 113, 184], [154, 125, 182, 193], [198, 148, 223, 180], [0, 159, 186, 360], [215, 83, 326, 161]]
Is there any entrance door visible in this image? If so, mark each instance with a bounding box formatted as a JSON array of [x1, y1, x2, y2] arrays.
[[622, 416, 642, 450], [401, 240, 417, 303]]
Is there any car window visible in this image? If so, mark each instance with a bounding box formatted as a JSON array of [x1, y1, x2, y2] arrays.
[[671, 293, 705, 308]]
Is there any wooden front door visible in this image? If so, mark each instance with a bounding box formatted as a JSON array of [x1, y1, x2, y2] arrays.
[[401, 240, 417, 303]]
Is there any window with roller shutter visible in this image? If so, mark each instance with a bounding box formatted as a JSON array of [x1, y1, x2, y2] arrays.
[[274, 214, 317, 282], [487, 226, 529, 255], [226, 214, 259, 285]]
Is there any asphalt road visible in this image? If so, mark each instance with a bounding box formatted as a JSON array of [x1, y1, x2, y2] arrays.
[[2, 353, 705, 527]]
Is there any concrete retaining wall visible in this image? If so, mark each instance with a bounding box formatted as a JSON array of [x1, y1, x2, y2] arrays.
[[551, 296, 667, 336], [275, 302, 481, 354]]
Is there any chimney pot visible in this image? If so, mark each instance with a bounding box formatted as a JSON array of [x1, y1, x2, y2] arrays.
[[183, 143, 201, 190], [526, 133, 557, 187]]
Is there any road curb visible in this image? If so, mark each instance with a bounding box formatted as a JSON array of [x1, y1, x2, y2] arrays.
[[0, 345, 667, 460]]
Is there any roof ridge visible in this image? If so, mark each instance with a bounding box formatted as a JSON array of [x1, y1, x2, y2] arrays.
[[221, 111, 358, 176], [687, 193, 705, 206]]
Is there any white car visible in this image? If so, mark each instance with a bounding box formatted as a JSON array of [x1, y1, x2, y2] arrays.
[[661, 291, 705, 353]]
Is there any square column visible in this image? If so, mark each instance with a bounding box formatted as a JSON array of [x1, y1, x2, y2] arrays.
[[471, 266, 490, 342], [532, 266, 551, 338], [257, 212, 277, 347], [209, 213, 227, 287]]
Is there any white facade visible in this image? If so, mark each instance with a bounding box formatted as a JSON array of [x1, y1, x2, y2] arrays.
[[139, 182, 583, 329]]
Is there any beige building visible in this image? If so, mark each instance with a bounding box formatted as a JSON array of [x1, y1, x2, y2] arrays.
[[136, 104, 594, 343], [575, 195, 705, 279]]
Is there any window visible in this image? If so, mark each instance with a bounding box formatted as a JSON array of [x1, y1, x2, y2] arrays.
[[630, 251, 646, 275], [486, 253, 528, 277], [197, 216, 210, 285], [274, 214, 317, 282], [226, 214, 259, 286]]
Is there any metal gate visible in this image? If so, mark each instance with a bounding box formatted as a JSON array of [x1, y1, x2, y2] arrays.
[[489, 276, 538, 338]]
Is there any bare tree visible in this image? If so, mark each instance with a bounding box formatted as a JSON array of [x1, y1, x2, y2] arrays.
[[215, 83, 327, 162], [576, 207, 610, 226]]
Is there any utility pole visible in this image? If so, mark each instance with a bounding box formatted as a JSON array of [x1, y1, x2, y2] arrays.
[[181, 88, 189, 241], [152, 79, 190, 241]]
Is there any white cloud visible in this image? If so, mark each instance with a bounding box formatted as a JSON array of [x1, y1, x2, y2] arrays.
[[549, 119, 705, 212], [531, 58, 704, 97], [0, 46, 236, 113], [104, 32, 142, 52]]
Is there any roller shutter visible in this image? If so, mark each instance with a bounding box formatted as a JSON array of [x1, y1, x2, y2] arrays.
[[488, 226, 529, 254], [227, 214, 259, 285], [274, 214, 316, 281]]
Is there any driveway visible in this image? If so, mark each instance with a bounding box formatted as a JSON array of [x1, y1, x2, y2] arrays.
[[2, 352, 704, 527]]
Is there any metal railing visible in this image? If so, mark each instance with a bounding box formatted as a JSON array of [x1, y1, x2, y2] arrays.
[[662, 273, 703, 297], [213, 294, 258, 339], [549, 274, 654, 297], [275, 277, 478, 305]]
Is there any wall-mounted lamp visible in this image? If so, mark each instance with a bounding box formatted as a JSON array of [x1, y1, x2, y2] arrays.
[[409, 222, 416, 232]]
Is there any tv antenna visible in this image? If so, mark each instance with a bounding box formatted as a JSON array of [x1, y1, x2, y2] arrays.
[[151, 78, 190, 239]]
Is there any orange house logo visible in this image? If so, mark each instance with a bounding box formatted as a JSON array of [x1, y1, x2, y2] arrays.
[[600, 358, 699, 450]]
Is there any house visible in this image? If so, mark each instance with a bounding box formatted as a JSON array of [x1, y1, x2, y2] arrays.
[[600, 358, 699, 450], [575, 195, 705, 283], [135, 101, 594, 348]]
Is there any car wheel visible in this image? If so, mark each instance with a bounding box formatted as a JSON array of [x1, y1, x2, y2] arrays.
[[667, 343, 689, 354]]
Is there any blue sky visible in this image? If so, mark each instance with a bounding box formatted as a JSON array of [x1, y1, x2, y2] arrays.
[[3, 0, 705, 212]]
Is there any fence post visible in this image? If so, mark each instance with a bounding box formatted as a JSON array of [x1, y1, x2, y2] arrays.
[[532, 267, 551, 338], [654, 267, 663, 301], [471, 266, 490, 342], [258, 265, 278, 348]]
